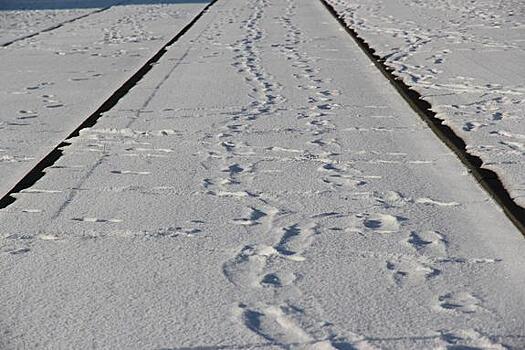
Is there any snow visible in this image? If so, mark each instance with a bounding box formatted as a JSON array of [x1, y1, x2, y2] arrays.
[[1, 0, 524, 349], [0, 8, 94, 45], [326, 0, 525, 206], [0, 1, 209, 199]]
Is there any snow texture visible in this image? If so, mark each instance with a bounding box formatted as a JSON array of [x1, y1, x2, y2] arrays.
[[0, 1, 208, 199], [1, 0, 524, 349], [327, 0, 525, 207], [0, 8, 94, 45]]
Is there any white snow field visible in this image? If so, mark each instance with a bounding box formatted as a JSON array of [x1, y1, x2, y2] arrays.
[[0, 1, 210, 200], [326, 0, 525, 207], [1, 0, 525, 349]]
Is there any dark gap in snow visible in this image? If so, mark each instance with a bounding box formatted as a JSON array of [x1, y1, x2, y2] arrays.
[[319, 0, 525, 236], [0, 143, 66, 208], [0, 0, 218, 209]]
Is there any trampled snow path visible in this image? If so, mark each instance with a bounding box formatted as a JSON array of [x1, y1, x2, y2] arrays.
[[1, 0, 524, 349], [0, 1, 210, 202], [325, 0, 525, 208]]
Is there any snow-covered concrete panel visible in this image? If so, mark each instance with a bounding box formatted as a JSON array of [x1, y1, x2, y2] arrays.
[[0, 1, 210, 199], [326, 0, 525, 207]]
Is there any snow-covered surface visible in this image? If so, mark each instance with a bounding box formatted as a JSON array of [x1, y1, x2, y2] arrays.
[[327, 0, 525, 207], [0, 1, 209, 200], [0, 8, 94, 46], [1, 0, 524, 348]]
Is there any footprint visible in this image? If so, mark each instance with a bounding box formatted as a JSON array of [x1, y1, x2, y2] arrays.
[[260, 273, 283, 288], [438, 329, 506, 349], [386, 258, 440, 286], [307, 119, 330, 127], [6, 247, 31, 255], [233, 207, 267, 226], [110, 170, 150, 175], [491, 112, 504, 121], [221, 140, 236, 152], [22, 209, 42, 213], [238, 303, 348, 349], [275, 223, 320, 262], [375, 191, 409, 208], [407, 231, 447, 256], [415, 198, 460, 207], [363, 213, 403, 233], [266, 146, 303, 154], [314, 103, 338, 111], [72, 217, 122, 223], [322, 174, 366, 190], [17, 115, 38, 120], [260, 271, 296, 288], [37, 234, 61, 241], [223, 245, 277, 288], [216, 190, 254, 199], [0, 155, 34, 163], [462, 121, 485, 132], [489, 130, 525, 140], [223, 163, 244, 177], [318, 162, 343, 173], [317, 89, 340, 97], [146, 226, 202, 238], [500, 140, 525, 153], [26, 82, 53, 90], [437, 292, 482, 314], [239, 304, 313, 346], [127, 147, 173, 153], [7, 122, 29, 126], [17, 110, 38, 119]]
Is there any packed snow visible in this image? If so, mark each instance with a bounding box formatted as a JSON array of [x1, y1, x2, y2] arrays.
[[1, 0, 524, 349]]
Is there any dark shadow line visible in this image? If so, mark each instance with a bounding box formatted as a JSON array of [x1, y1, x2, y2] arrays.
[[318, 0, 525, 236], [0, 0, 217, 209], [1, 4, 117, 47]]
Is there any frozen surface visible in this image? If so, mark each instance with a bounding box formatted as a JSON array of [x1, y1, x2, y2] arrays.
[[327, 0, 525, 207], [1, 0, 524, 349], [0, 1, 209, 199]]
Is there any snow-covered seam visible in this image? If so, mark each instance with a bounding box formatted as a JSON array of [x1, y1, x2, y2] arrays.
[[318, 0, 525, 236], [0, 0, 219, 209]]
